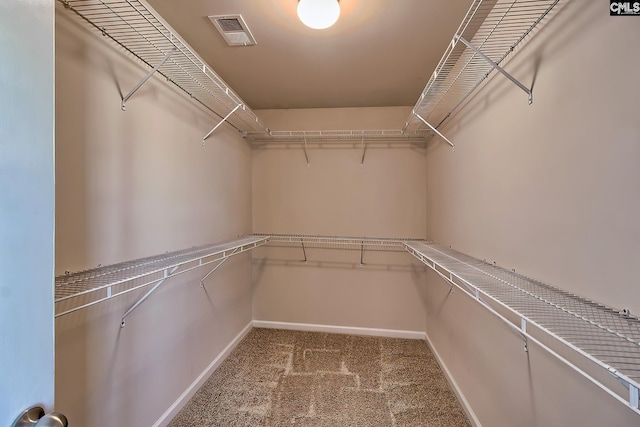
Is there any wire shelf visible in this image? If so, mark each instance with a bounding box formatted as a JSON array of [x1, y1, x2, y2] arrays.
[[403, 0, 559, 135], [55, 235, 269, 317], [59, 0, 558, 145], [58, 0, 268, 134], [245, 129, 432, 147], [404, 241, 640, 411], [251, 233, 425, 252]]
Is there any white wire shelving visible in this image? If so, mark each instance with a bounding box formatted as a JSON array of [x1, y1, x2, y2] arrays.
[[404, 241, 640, 415], [251, 233, 426, 265], [58, 0, 559, 148], [57, 0, 268, 140], [54, 231, 640, 413], [402, 0, 559, 147], [246, 129, 432, 147], [55, 235, 269, 325], [256, 233, 422, 249], [248, 129, 432, 165]]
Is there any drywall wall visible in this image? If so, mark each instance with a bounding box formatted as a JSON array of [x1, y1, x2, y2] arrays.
[[0, 1, 54, 424], [252, 107, 428, 332], [55, 7, 253, 427], [424, 1, 640, 426]]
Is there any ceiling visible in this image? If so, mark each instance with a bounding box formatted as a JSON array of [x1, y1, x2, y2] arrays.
[[144, 0, 473, 110]]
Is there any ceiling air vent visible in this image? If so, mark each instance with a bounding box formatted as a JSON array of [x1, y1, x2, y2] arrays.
[[209, 14, 257, 47]]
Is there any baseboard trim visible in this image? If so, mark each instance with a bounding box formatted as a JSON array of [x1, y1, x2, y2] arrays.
[[423, 329, 482, 427], [252, 320, 426, 340], [152, 321, 254, 427]]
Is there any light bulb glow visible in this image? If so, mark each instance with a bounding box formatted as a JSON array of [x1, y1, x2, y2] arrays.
[[297, 0, 340, 30]]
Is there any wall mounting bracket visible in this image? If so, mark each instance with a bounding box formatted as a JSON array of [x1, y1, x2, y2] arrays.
[[455, 35, 533, 105], [121, 47, 176, 111]]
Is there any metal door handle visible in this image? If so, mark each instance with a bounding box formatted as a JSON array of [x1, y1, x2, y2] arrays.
[[12, 406, 68, 427]]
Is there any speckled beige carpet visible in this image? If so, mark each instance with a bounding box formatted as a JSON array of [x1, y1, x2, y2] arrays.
[[168, 328, 470, 427]]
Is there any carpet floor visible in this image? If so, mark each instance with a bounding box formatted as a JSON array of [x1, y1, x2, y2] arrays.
[[168, 328, 471, 427]]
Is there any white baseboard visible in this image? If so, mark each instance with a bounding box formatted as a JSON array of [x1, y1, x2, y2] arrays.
[[252, 320, 426, 340], [152, 321, 254, 427], [423, 329, 481, 427]]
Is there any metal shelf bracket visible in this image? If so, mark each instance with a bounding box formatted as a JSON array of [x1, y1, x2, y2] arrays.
[[203, 104, 242, 144], [612, 372, 640, 410], [303, 137, 310, 166], [200, 247, 240, 287], [121, 47, 177, 111], [121, 265, 179, 327], [413, 112, 455, 149], [455, 35, 533, 105], [360, 138, 366, 166], [301, 239, 308, 262]]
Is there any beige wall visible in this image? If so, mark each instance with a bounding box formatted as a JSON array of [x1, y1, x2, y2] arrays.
[[424, 1, 640, 426], [252, 107, 428, 332], [253, 247, 428, 331], [256, 106, 412, 131], [55, 7, 253, 426]]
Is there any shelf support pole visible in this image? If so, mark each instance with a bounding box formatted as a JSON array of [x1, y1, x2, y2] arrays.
[[301, 239, 307, 262], [121, 47, 176, 111], [303, 136, 310, 166], [200, 248, 240, 287], [455, 35, 533, 104], [413, 112, 454, 148], [202, 104, 242, 144], [120, 265, 179, 327]]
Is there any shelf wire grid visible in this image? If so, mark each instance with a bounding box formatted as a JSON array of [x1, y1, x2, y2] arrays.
[[245, 129, 432, 146], [58, 0, 267, 133], [251, 233, 426, 252], [55, 235, 269, 316], [404, 241, 640, 391], [404, 0, 559, 135]]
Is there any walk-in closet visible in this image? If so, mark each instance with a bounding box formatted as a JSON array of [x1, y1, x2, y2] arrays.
[[2, 0, 639, 426]]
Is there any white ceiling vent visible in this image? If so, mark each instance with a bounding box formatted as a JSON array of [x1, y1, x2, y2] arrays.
[[209, 14, 257, 47]]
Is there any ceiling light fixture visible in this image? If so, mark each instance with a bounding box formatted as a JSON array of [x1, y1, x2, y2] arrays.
[[297, 0, 340, 30]]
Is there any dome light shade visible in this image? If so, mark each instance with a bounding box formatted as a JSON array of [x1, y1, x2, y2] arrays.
[[297, 0, 340, 30]]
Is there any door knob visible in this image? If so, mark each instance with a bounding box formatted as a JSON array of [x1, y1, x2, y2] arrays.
[[12, 406, 68, 427]]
